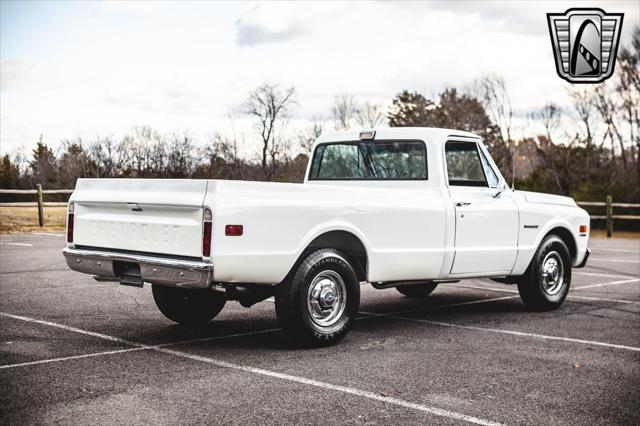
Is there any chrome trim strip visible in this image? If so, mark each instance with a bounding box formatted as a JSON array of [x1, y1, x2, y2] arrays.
[[62, 247, 212, 289]]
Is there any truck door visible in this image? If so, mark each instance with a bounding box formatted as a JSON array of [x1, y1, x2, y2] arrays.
[[445, 140, 518, 275]]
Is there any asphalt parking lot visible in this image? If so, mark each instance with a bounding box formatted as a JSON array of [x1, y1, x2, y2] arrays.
[[1, 233, 638, 425]]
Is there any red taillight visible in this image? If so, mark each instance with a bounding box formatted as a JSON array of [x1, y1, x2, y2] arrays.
[[579, 225, 588, 234], [66, 202, 74, 243], [225, 225, 243, 236], [202, 208, 212, 257], [203, 222, 212, 257], [67, 213, 74, 243]]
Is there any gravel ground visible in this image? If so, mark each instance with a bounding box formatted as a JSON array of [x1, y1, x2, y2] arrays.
[[1, 233, 638, 425]]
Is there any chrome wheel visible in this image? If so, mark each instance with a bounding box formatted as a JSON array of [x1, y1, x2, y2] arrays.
[[540, 251, 564, 296], [306, 270, 347, 329]]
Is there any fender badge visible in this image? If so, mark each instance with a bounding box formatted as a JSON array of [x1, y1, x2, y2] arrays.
[[524, 225, 539, 229]]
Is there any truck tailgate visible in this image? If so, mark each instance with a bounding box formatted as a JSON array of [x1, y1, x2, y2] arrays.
[[71, 179, 208, 257]]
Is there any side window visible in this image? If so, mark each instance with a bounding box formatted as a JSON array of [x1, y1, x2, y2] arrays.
[[309, 140, 427, 180], [314, 144, 366, 179], [478, 148, 500, 187], [445, 141, 488, 187]]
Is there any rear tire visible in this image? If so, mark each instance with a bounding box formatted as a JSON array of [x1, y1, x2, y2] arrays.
[[275, 249, 360, 347], [152, 285, 226, 326], [396, 282, 438, 298], [517, 235, 571, 311]]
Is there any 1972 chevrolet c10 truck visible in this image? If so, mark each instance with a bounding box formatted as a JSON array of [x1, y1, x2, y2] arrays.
[[63, 127, 591, 346]]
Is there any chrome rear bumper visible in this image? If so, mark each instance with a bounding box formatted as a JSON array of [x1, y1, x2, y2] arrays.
[[62, 247, 212, 289]]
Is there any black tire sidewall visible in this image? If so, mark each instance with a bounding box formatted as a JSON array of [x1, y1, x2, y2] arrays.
[[396, 282, 438, 298], [519, 235, 572, 310], [297, 253, 359, 336], [276, 249, 360, 345], [152, 285, 226, 325]]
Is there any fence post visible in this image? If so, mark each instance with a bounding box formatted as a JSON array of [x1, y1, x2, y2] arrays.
[[606, 195, 613, 238], [36, 184, 44, 227]]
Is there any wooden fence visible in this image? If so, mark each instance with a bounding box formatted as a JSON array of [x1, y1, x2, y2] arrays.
[[576, 196, 640, 238], [0, 185, 73, 227], [0, 187, 638, 237]]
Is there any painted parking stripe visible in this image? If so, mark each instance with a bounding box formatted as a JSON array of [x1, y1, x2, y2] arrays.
[[0, 242, 33, 247], [567, 294, 637, 304], [592, 248, 639, 253], [589, 257, 639, 264], [155, 345, 502, 426], [0, 312, 501, 425], [573, 278, 640, 290], [0, 312, 147, 347], [32, 232, 65, 237], [0, 328, 280, 370], [360, 311, 640, 353], [371, 296, 520, 318], [447, 283, 636, 304], [0, 347, 146, 370], [574, 271, 634, 279]]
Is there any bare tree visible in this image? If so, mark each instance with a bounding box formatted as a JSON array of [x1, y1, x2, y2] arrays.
[[568, 87, 596, 147], [470, 75, 514, 182], [166, 133, 196, 178], [471, 75, 513, 144], [532, 103, 563, 192], [356, 102, 386, 128], [331, 94, 359, 130], [535, 103, 561, 143], [594, 84, 628, 174], [297, 120, 324, 154], [616, 26, 640, 177], [244, 83, 296, 180]]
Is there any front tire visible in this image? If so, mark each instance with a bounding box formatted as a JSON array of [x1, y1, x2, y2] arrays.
[[152, 285, 226, 326], [275, 249, 360, 347], [396, 282, 438, 298], [517, 235, 571, 311]]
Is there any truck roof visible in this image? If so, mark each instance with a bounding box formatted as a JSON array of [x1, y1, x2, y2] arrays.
[[315, 127, 481, 146]]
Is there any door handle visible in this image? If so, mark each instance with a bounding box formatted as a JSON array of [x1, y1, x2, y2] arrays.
[[455, 201, 471, 207]]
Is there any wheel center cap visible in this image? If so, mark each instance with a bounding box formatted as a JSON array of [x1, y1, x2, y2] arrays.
[[319, 288, 336, 308]]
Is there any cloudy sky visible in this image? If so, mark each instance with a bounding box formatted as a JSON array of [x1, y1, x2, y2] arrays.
[[1, 0, 638, 155]]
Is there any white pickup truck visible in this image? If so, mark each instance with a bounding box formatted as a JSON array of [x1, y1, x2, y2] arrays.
[[63, 127, 590, 346]]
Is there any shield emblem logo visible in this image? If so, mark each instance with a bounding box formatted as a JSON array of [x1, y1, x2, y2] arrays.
[[547, 8, 624, 83]]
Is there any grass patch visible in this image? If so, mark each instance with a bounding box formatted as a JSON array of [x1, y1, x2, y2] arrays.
[[0, 206, 66, 234]]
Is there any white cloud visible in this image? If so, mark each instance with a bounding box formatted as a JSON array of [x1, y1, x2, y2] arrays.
[[0, 1, 638, 155], [235, 2, 347, 46]]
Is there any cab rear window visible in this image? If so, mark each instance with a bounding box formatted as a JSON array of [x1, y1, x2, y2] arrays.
[[309, 141, 427, 181]]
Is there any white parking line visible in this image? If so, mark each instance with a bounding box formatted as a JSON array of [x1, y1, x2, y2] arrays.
[[567, 294, 637, 304], [0, 347, 146, 370], [0, 312, 501, 425], [589, 258, 639, 264], [359, 312, 640, 353], [593, 248, 639, 253], [446, 283, 636, 304], [0, 328, 280, 370], [154, 346, 502, 426], [32, 232, 65, 237], [0, 312, 147, 347], [371, 295, 519, 318], [574, 278, 640, 290], [0, 242, 33, 247], [574, 271, 634, 279]]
